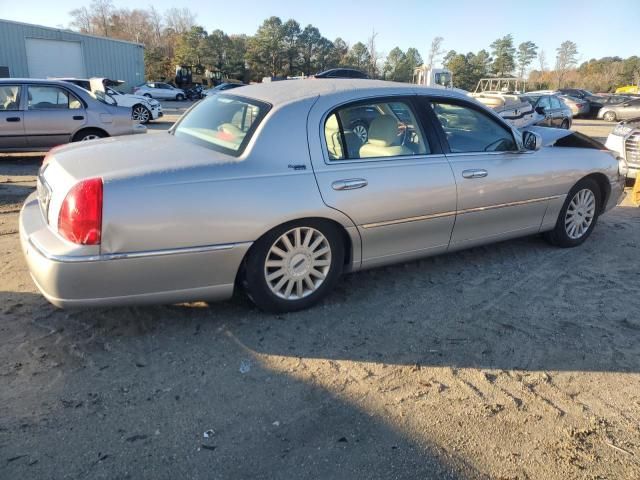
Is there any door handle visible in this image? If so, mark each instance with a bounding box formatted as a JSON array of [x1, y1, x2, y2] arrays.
[[332, 178, 368, 190], [462, 169, 488, 179], [73, 115, 85, 120], [6, 117, 20, 122]]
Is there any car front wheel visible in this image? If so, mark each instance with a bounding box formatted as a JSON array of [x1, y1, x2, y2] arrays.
[[603, 111, 617, 122], [243, 220, 344, 312], [545, 178, 601, 248], [132, 105, 151, 124], [176, 93, 185, 101]]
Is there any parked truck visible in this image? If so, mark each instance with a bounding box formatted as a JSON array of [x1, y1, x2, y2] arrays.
[[412, 66, 453, 88]]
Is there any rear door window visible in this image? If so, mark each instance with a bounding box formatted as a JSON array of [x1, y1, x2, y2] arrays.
[[550, 96, 563, 109], [0, 85, 20, 111], [27, 86, 82, 110], [324, 99, 429, 161]]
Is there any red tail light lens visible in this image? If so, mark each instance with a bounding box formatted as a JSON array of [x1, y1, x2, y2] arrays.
[[58, 178, 103, 245]]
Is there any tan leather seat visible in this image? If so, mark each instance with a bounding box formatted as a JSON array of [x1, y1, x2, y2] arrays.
[[359, 116, 412, 158]]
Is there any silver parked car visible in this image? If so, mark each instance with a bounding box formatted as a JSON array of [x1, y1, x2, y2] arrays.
[[133, 82, 186, 101], [20, 80, 625, 311], [0, 79, 145, 152], [598, 97, 640, 122], [558, 95, 590, 117]]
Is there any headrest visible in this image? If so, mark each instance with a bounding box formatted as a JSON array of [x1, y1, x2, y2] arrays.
[[367, 116, 399, 147]]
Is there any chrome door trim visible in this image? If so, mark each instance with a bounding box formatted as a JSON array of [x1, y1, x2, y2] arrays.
[[360, 195, 563, 229], [458, 195, 563, 215], [361, 210, 457, 229], [28, 237, 250, 263]]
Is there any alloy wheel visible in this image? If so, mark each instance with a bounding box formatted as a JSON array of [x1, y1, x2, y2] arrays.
[[564, 189, 596, 239], [352, 124, 368, 144], [81, 134, 101, 141], [264, 227, 332, 300], [132, 106, 150, 123]]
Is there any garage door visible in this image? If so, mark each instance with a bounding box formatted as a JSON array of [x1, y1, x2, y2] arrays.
[[25, 38, 86, 78]]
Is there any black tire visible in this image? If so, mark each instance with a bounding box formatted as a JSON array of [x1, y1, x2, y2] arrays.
[[544, 178, 601, 248], [560, 119, 570, 129], [603, 111, 617, 122], [72, 128, 107, 142], [176, 93, 185, 101], [131, 104, 152, 124], [243, 220, 345, 313]]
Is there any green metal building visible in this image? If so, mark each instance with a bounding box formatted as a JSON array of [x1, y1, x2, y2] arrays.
[[0, 19, 145, 92]]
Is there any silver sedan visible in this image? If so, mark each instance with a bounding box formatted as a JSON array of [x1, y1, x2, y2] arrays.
[[20, 80, 625, 312], [0, 79, 145, 152]]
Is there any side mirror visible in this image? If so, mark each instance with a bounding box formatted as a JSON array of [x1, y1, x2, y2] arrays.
[[522, 131, 542, 151], [535, 106, 545, 115]]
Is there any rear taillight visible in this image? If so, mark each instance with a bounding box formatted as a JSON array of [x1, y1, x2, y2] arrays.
[[58, 178, 103, 245]]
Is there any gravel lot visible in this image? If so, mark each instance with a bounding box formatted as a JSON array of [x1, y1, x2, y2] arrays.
[[1, 119, 639, 479]]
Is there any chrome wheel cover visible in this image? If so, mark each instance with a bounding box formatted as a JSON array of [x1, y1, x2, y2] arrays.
[[565, 189, 596, 239], [264, 227, 332, 300], [81, 134, 100, 141], [132, 106, 150, 122]]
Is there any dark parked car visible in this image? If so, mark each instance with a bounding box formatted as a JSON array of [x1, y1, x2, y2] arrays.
[[522, 94, 573, 129], [314, 68, 369, 79]]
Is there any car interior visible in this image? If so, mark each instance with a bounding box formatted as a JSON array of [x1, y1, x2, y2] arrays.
[[431, 102, 517, 153], [27, 86, 81, 110], [325, 101, 428, 160], [174, 97, 264, 153]]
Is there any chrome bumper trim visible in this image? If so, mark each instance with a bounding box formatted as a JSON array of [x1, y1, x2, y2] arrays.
[[28, 237, 247, 264]]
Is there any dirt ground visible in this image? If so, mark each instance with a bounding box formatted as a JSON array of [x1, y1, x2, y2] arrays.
[[1, 120, 639, 479]]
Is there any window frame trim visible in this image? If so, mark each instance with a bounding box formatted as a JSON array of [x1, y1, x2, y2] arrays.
[[320, 94, 443, 164], [419, 95, 521, 155]]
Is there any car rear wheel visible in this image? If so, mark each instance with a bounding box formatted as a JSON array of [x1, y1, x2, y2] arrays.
[[72, 129, 106, 142], [544, 178, 601, 248], [132, 105, 151, 124], [560, 119, 570, 129], [603, 111, 617, 122], [243, 220, 344, 312]]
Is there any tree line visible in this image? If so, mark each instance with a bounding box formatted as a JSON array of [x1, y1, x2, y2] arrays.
[[69, 0, 640, 91]]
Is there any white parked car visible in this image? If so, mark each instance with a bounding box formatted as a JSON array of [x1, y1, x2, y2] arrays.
[[133, 82, 186, 101], [57, 78, 163, 124], [605, 117, 640, 182]]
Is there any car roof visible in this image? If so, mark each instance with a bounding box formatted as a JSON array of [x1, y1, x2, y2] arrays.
[[229, 79, 469, 107]]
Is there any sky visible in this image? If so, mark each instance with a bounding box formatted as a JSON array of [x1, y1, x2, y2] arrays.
[[1, 0, 638, 66]]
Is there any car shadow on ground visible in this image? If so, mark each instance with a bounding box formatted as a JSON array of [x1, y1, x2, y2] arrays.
[[2, 207, 639, 477]]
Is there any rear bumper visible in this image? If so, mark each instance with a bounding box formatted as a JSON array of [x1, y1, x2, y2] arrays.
[[19, 193, 250, 308]]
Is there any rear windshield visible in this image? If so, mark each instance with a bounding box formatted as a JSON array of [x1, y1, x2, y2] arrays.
[[173, 95, 270, 156]]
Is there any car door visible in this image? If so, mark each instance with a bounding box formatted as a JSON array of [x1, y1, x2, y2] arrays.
[[308, 96, 457, 268], [550, 96, 567, 126], [23, 84, 87, 149], [536, 96, 554, 126], [426, 97, 551, 250], [157, 83, 176, 99], [620, 99, 640, 120], [0, 84, 26, 150]]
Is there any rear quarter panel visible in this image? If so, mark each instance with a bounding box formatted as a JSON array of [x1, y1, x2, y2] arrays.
[[100, 97, 359, 259]]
